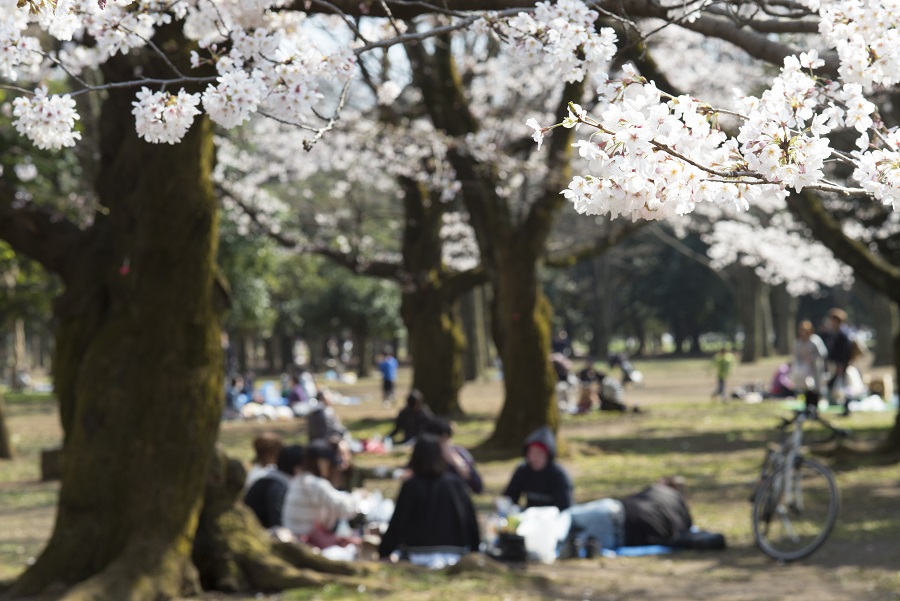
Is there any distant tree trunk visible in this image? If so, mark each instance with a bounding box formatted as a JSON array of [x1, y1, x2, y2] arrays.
[[733, 266, 764, 363], [459, 288, 484, 382], [689, 332, 702, 354], [10, 30, 225, 601], [760, 283, 773, 357], [588, 257, 612, 359], [771, 285, 797, 356], [355, 331, 372, 378], [9, 318, 27, 391], [0, 393, 13, 460], [867, 292, 896, 368]]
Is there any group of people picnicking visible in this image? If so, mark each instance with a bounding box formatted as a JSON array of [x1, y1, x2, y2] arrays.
[[713, 307, 890, 415], [241, 384, 709, 569], [551, 352, 643, 415]]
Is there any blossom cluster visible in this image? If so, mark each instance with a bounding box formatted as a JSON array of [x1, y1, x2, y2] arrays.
[[538, 21, 900, 221], [477, 0, 617, 83], [3, 0, 358, 148]]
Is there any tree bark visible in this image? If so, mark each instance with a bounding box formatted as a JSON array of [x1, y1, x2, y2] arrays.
[[483, 248, 558, 449], [459, 287, 484, 382], [9, 29, 224, 601], [759, 282, 773, 357], [402, 288, 465, 416], [0, 392, 13, 459], [770, 285, 797, 356]]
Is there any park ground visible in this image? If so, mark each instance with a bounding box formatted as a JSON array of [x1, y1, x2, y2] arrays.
[[2, 356, 899, 601]]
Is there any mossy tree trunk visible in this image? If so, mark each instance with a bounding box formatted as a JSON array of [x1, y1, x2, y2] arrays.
[[7, 29, 224, 601], [0, 393, 13, 459], [404, 34, 584, 448]]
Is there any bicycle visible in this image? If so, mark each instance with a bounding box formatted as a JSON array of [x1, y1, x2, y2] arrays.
[[750, 406, 848, 561]]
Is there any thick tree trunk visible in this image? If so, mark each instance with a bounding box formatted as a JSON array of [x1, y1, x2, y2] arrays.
[[484, 250, 557, 449], [771, 285, 797, 356], [0, 392, 13, 459], [733, 266, 764, 363], [10, 32, 224, 601], [402, 289, 465, 416]]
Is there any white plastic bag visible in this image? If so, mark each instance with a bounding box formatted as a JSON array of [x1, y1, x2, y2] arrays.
[[516, 506, 571, 564]]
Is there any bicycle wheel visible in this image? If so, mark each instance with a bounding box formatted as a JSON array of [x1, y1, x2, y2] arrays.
[[752, 458, 839, 561]]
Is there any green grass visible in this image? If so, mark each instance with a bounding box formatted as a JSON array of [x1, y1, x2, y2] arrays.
[[2, 356, 900, 599]]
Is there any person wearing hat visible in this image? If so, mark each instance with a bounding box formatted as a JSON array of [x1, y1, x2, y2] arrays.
[[502, 426, 573, 511], [244, 444, 304, 529], [282, 439, 358, 539]]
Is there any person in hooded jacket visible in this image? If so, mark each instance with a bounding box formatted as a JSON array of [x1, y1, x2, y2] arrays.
[[502, 426, 574, 511]]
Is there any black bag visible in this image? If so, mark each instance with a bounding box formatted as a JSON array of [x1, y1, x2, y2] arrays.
[[672, 529, 726, 550], [493, 532, 528, 562]]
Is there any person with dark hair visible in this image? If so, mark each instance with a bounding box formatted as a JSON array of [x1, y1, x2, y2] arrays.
[[561, 476, 694, 556], [378, 434, 481, 568], [282, 439, 357, 538], [307, 390, 349, 443], [245, 431, 284, 488], [386, 389, 434, 445], [822, 308, 852, 409], [243, 445, 304, 529], [423, 418, 483, 493], [502, 426, 573, 511], [286, 373, 309, 408]]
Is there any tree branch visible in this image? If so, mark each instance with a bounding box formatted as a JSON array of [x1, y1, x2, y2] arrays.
[[787, 191, 900, 301], [443, 267, 488, 298], [544, 220, 648, 267], [0, 183, 84, 279]]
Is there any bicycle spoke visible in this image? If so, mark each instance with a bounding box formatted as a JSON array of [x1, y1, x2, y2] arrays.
[[752, 459, 839, 561]]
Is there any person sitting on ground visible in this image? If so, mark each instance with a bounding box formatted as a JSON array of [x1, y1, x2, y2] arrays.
[[562, 475, 693, 555], [423, 418, 483, 494], [768, 363, 795, 398], [282, 439, 358, 543], [246, 431, 284, 488], [286, 373, 309, 408], [386, 389, 434, 445], [378, 434, 481, 568], [502, 426, 573, 511], [244, 444, 304, 529], [308, 390, 349, 443], [596, 369, 632, 412]]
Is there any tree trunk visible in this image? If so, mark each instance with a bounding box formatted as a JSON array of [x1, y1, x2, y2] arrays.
[[588, 256, 612, 359], [10, 31, 224, 601], [881, 329, 900, 452], [770, 285, 797, 356], [355, 331, 372, 378], [403, 289, 466, 416], [459, 287, 484, 382], [0, 392, 13, 459], [733, 266, 764, 363], [759, 282, 773, 357], [483, 249, 558, 449], [9, 318, 26, 391], [869, 292, 897, 367]]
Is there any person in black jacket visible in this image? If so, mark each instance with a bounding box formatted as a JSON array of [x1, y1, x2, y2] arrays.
[[243, 444, 304, 529], [386, 389, 434, 444], [502, 426, 573, 511], [562, 475, 692, 555], [378, 434, 480, 567]]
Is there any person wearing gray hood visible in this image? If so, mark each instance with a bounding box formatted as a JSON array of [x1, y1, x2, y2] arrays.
[[502, 426, 574, 510]]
